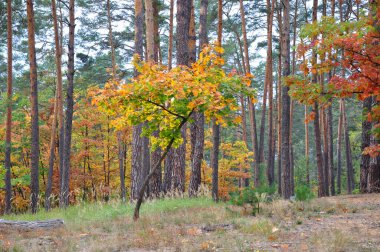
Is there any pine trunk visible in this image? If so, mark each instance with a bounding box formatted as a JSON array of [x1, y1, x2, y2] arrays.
[[360, 97, 372, 193], [343, 101, 355, 193], [172, 0, 192, 193], [167, 0, 174, 69], [60, 0, 75, 208], [266, 0, 275, 186], [27, 0, 40, 214], [280, 0, 291, 199], [131, 0, 144, 201], [189, 0, 207, 197], [240, 0, 258, 187], [337, 99, 343, 194], [276, 3, 283, 194], [5, 0, 13, 214]]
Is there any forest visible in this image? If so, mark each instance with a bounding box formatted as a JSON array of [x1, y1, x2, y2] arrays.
[[0, 0, 379, 250]]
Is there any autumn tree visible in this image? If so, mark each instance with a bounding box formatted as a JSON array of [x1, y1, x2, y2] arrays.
[[95, 45, 254, 220]]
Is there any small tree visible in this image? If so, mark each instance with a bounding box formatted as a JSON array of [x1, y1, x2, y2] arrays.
[[94, 45, 254, 220]]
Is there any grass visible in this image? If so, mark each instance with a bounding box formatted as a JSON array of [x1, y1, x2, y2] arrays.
[[1, 194, 379, 251], [3, 197, 216, 226]]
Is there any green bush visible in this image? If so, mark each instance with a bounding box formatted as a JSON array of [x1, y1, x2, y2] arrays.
[[229, 185, 276, 215], [295, 185, 314, 201]]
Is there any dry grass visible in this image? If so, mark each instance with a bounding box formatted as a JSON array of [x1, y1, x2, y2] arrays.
[[1, 194, 380, 251]]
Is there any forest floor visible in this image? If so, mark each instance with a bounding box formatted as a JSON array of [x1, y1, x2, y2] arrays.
[[1, 193, 380, 251]]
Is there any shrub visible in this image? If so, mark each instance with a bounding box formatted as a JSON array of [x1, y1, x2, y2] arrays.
[[229, 185, 276, 215], [295, 185, 314, 201]]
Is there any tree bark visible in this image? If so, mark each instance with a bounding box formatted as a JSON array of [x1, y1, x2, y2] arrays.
[[289, 0, 298, 195], [305, 105, 310, 185], [327, 104, 335, 195], [163, 149, 173, 193], [368, 135, 380, 193], [107, 0, 117, 77], [189, 0, 206, 197], [4, 0, 13, 214], [131, 0, 144, 201], [276, 2, 283, 194], [211, 0, 223, 202], [240, 0, 258, 187], [342, 101, 355, 193], [45, 0, 64, 211], [266, 0, 275, 186], [211, 120, 220, 202], [360, 97, 372, 193], [172, 0, 192, 193], [337, 99, 343, 194], [311, 0, 326, 197], [27, 0, 40, 214], [60, 0, 75, 208], [167, 0, 174, 69], [280, 0, 292, 199], [145, 0, 155, 62]]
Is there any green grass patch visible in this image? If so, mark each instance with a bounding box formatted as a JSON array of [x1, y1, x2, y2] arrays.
[[3, 197, 216, 225]]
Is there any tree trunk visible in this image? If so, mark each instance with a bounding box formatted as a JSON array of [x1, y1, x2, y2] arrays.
[[131, 0, 145, 201], [314, 102, 326, 197], [45, 89, 58, 211], [211, 120, 220, 202], [189, 0, 208, 196], [327, 104, 335, 195], [172, 0, 192, 193], [45, 0, 64, 211], [342, 101, 355, 193], [107, 0, 117, 77], [368, 135, 380, 193], [289, 0, 298, 195], [189, 0, 207, 197], [4, 0, 13, 214], [327, 0, 336, 197], [337, 99, 343, 194], [131, 125, 143, 200], [167, 0, 174, 69], [107, 0, 126, 201], [280, 0, 291, 199], [305, 105, 310, 185], [312, 0, 326, 197], [211, 0, 223, 202], [322, 106, 330, 195], [163, 149, 173, 193], [60, 0, 75, 208], [117, 132, 126, 201], [239, 0, 258, 187], [153, 0, 160, 63], [266, 0, 275, 186], [27, 0, 40, 214], [276, 2, 283, 194], [360, 97, 372, 193], [150, 0, 163, 196], [145, 0, 155, 62]]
